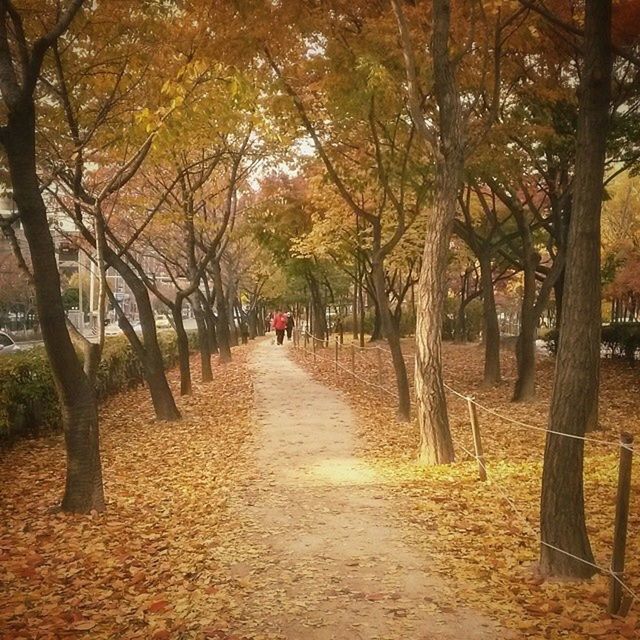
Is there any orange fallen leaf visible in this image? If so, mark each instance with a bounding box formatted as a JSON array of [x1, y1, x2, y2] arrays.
[[72, 620, 97, 631], [147, 600, 170, 613]]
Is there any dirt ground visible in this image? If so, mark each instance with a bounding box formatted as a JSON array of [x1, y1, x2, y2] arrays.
[[232, 337, 511, 639]]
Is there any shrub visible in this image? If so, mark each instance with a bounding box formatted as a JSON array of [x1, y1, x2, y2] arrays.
[[0, 349, 59, 439], [542, 323, 640, 362], [0, 331, 197, 440]]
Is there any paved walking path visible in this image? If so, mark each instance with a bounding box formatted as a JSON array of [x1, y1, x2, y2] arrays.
[[233, 337, 510, 639]]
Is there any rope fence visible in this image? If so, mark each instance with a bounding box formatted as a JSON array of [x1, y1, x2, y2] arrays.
[[293, 327, 637, 616]]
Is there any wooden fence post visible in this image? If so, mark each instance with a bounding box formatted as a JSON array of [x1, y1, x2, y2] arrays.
[[609, 431, 634, 615], [335, 337, 339, 375], [376, 348, 383, 398], [312, 335, 316, 363], [304, 330, 309, 354], [467, 397, 487, 481], [350, 343, 355, 382]]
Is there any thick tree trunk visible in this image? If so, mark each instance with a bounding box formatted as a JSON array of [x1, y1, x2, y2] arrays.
[[413, 0, 461, 465], [4, 106, 104, 512], [60, 385, 103, 512], [539, 0, 611, 578], [372, 258, 411, 420], [83, 342, 102, 388], [479, 254, 501, 385], [415, 177, 457, 464], [212, 261, 232, 362], [172, 300, 192, 396]]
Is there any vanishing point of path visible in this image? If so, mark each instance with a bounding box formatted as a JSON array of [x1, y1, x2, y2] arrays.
[[234, 337, 512, 640]]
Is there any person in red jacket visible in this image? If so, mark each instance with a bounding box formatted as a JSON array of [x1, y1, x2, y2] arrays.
[[272, 310, 287, 345]]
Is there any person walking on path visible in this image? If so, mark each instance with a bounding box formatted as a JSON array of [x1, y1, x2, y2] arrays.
[[286, 312, 295, 341], [272, 310, 287, 345]]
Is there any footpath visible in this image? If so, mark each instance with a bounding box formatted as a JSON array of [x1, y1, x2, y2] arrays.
[[233, 337, 510, 639]]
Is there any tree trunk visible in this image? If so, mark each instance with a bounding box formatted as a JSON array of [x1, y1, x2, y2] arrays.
[[413, 0, 461, 465], [392, 303, 402, 336], [4, 106, 104, 512], [136, 292, 181, 420], [553, 268, 565, 330], [372, 258, 411, 421], [453, 299, 467, 344], [358, 270, 366, 348], [171, 299, 192, 396], [454, 270, 469, 344], [539, 0, 611, 578], [513, 311, 536, 401], [352, 277, 358, 340], [513, 257, 538, 401], [479, 254, 501, 385], [211, 261, 232, 362], [307, 273, 327, 341], [415, 180, 457, 464], [227, 292, 239, 348], [109, 256, 180, 420], [248, 307, 257, 339], [200, 291, 219, 354], [370, 295, 382, 341], [193, 296, 212, 382]]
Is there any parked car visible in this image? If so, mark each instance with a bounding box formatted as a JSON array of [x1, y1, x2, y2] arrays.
[[104, 322, 123, 337], [0, 331, 21, 355], [154, 315, 171, 329]]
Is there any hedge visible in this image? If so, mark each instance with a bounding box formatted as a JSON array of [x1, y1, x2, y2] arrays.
[[542, 323, 640, 362], [0, 331, 199, 440]]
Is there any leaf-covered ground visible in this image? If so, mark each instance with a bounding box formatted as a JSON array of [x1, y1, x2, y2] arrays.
[[2, 338, 511, 640], [2, 338, 639, 639], [291, 337, 640, 639], [0, 347, 261, 639]]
